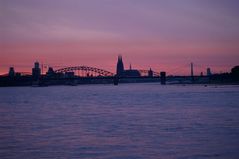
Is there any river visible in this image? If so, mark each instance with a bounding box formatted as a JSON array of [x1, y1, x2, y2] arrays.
[[0, 84, 239, 159]]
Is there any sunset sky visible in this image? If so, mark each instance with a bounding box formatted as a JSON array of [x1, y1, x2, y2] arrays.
[[1, 0, 239, 75]]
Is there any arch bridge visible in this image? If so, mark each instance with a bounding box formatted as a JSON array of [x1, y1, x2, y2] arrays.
[[54, 66, 160, 77], [54, 66, 114, 77]]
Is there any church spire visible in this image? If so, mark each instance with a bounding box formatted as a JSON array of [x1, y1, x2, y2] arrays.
[[116, 55, 124, 76]]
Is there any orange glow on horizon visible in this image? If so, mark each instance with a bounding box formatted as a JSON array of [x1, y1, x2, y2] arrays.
[[1, 39, 237, 76]]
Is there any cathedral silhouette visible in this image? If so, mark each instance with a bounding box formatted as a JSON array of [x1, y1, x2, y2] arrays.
[[116, 55, 141, 77]]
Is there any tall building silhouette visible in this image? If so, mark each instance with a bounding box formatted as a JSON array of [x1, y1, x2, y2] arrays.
[[8, 67, 15, 78], [207, 68, 212, 76], [32, 61, 41, 80], [116, 55, 124, 76]]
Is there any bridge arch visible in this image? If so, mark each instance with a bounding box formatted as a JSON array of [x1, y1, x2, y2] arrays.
[[54, 66, 114, 77]]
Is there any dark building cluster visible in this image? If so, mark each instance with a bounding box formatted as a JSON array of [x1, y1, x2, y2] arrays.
[[116, 55, 153, 77]]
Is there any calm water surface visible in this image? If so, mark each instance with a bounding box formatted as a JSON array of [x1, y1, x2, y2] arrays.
[[0, 84, 239, 159]]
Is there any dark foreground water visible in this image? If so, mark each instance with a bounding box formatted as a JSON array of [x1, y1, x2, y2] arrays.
[[0, 84, 239, 159]]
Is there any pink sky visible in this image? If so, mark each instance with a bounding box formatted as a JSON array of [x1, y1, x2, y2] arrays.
[[1, 0, 239, 75]]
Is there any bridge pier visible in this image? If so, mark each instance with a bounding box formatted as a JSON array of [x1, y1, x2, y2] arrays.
[[160, 72, 166, 85], [113, 76, 119, 85]]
